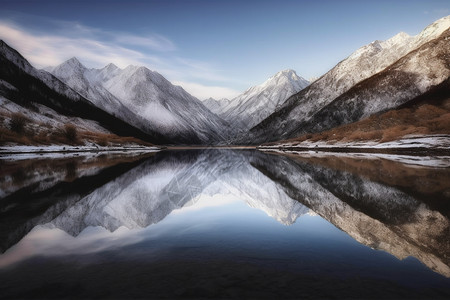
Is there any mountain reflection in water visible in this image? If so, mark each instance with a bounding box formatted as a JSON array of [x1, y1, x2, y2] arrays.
[[0, 149, 449, 299]]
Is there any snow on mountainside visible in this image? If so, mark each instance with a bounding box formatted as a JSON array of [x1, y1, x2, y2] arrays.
[[50, 58, 167, 142], [0, 41, 83, 102], [248, 16, 450, 143], [202, 97, 231, 115], [0, 40, 159, 145], [51, 60, 230, 144], [221, 69, 309, 130]]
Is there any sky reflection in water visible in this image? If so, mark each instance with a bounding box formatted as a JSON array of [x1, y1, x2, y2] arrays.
[[0, 149, 449, 299]]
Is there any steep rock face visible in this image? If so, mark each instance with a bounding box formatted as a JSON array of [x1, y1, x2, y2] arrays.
[[222, 70, 309, 131], [51, 58, 125, 114], [50, 59, 173, 143], [293, 29, 450, 136], [0, 40, 162, 143], [248, 16, 450, 143], [51, 60, 230, 144], [202, 97, 231, 115]]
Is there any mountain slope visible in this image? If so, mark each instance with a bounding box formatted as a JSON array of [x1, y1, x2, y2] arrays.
[[221, 69, 309, 130], [247, 16, 450, 144], [262, 78, 450, 150], [51, 60, 231, 144], [0, 40, 167, 144], [281, 28, 450, 140], [49, 59, 174, 143], [202, 97, 231, 115]]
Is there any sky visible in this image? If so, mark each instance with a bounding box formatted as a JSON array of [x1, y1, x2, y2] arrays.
[[0, 0, 449, 99]]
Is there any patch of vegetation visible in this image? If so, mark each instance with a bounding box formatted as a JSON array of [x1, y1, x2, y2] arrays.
[[63, 124, 78, 142], [273, 97, 450, 145], [9, 113, 28, 134]]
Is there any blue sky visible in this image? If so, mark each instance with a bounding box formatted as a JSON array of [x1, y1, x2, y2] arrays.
[[0, 0, 448, 99]]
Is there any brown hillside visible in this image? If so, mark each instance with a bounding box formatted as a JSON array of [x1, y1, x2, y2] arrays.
[[267, 83, 450, 146]]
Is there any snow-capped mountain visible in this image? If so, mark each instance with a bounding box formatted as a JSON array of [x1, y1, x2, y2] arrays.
[[50, 59, 230, 144], [202, 97, 231, 115], [221, 69, 309, 130], [0, 40, 155, 142], [247, 16, 450, 143]]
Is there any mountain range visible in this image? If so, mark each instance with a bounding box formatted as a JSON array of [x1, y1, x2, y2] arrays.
[[0, 15, 449, 147], [247, 16, 450, 144], [203, 69, 309, 131], [48, 59, 230, 144]]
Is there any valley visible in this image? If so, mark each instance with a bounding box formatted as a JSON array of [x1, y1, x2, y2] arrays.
[[0, 16, 449, 153], [1, 5, 449, 299]]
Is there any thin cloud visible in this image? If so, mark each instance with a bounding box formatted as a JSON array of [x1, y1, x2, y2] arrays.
[[173, 80, 241, 100], [115, 34, 176, 51], [434, 8, 449, 14], [0, 21, 151, 68], [0, 20, 238, 99], [41, 19, 176, 52], [174, 57, 231, 82]]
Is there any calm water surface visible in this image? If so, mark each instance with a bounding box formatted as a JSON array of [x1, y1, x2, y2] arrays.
[[0, 149, 449, 299]]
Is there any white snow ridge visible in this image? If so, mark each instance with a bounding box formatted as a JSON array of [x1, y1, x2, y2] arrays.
[[50, 59, 230, 144], [218, 69, 309, 131]]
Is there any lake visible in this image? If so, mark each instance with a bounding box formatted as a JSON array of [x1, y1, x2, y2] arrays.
[[0, 149, 449, 299]]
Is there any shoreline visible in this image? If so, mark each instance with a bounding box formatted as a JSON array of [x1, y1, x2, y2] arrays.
[[0, 143, 448, 156], [0, 145, 161, 155], [258, 146, 450, 156]]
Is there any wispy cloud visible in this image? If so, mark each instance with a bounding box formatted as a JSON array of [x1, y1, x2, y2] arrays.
[[0, 20, 238, 99], [173, 81, 240, 100], [0, 21, 156, 68], [115, 34, 176, 51], [424, 8, 449, 15], [434, 8, 449, 14]]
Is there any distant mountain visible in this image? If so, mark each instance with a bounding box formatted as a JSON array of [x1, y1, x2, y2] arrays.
[[50, 59, 230, 144], [202, 97, 231, 115], [247, 16, 450, 144], [0, 40, 162, 144], [220, 69, 309, 131]]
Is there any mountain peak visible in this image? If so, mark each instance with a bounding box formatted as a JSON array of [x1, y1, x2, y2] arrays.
[[275, 69, 296, 76], [395, 31, 410, 39], [380, 32, 412, 49], [103, 63, 119, 71], [272, 69, 299, 80], [262, 69, 308, 88], [60, 57, 85, 70], [67, 57, 82, 65], [418, 15, 450, 40]]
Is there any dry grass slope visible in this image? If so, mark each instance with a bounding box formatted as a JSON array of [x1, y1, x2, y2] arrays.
[[271, 96, 450, 146], [0, 111, 153, 147]]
